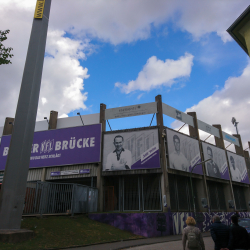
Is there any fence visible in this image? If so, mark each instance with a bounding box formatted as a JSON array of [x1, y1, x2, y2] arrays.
[[23, 181, 98, 215]]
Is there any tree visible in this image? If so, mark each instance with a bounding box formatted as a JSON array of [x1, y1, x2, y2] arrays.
[[0, 30, 14, 65]]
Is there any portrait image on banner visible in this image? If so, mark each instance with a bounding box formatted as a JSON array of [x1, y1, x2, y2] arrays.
[[202, 142, 230, 180], [227, 151, 250, 184], [102, 129, 160, 171], [166, 128, 202, 175]]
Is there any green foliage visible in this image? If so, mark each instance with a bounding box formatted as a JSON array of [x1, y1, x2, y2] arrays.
[[0, 30, 14, 65]]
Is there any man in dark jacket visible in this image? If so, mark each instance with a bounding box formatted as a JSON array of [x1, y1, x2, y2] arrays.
[[210, 215, 230, 250], [228, 215, 249, 250]]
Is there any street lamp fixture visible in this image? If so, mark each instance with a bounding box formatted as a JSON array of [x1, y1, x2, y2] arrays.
[[231, 117, 239, 135], [227, 5, 250, 56], [77, 112, 84, 126], [189, 159, 211, 217]]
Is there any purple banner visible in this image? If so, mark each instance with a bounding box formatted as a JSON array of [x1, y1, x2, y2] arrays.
[[227, 151, 250, 184], [0, 124, 101, 170], [166, 128, 203, 175], [202, 142, 230, 180], [102, 129, 161, 171]]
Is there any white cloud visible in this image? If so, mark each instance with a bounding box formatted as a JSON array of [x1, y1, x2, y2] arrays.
[[48, 0, 249, 44], [0, 0, 249, 126], [37, 30, 89, 121], [115, 53, 194, 93], [171, 60, 250, 149]]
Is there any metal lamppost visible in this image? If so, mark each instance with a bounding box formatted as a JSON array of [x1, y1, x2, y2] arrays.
[[231, 117, 239, 135], [189, 159, 211, 217], [0, 0, 52, 230], [227, 5, 250, 56]]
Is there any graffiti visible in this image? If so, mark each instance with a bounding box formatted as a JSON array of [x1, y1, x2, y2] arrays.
[[89, 212, 250, 238]]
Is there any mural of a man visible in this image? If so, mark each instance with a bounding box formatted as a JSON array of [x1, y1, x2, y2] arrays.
[[230, 156, 241, 182], [206, 146, 221, 178], [169, 134, 190, 172], [105, 135, 132, 171]]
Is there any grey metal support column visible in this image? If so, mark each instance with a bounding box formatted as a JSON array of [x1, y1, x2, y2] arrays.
[[0, 0, 52, 229]]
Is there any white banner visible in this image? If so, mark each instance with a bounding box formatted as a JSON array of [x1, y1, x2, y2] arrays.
[[162, 103, 194, 127], [102, 129, 160, 171], [197, 120, 220, 138], [227, 151, 249, 184], [166, 128, 203, 175], [202, 142, 229, 180], [105, 102, 157, 120], [61, 170, 79, 175], [222, 132, 240, 147]]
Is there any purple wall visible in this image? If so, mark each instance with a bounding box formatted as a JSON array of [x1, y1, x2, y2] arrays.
[[89, 211, 250, 237], [88, 213, 173, 237]]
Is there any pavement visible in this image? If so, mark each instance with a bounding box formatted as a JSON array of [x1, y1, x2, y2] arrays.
[[64, 232, 211, 250]]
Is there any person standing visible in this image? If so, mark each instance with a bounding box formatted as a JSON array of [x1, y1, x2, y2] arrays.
[[206, 147, 221, 178], [228, 215, 249, 250], [182, 216, 205, 250], [105, 135, 132, 171], [170, 134, 190, 172], [229, 156, 242, 182], [210, 215, 230, 250]]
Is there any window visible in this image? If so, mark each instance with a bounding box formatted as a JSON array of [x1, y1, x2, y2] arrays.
[[233, 185, 247, 211], [207, 181, 227, 211]]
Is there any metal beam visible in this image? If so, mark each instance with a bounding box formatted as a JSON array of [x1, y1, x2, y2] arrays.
[[0, 0, 52, 229]]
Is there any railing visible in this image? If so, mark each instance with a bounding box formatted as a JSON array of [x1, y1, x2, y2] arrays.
[[23, 181, 98, 215]]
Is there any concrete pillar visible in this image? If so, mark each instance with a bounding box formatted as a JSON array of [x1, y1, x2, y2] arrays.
[[244, 149, 250, 211], [2, 117, 14, 136], [155, 95, 170, 212], [187, 112, 200, 140], [187, 112, 210, 212], [40, 111, 58, 182], [233, 134, 250, 211], [213, 124, 235, 212], [244, 150, 250, 175], [233, 134, 244, 157], [212, 125, 225, 149], [49, 110, 58, 129], [97, 103, 106, 212]]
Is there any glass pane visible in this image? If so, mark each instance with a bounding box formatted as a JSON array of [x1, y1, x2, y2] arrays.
[[143, 175, 161, 211], [124, 176, 139, 210]]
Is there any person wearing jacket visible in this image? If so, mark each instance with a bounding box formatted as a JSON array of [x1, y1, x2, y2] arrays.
[[228, 215, 249, 250], [182, 216, 205, 250], [210, 215, 230, 250]]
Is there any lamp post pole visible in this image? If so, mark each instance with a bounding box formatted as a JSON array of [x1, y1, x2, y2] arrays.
[[189, 159, 211, 218], [0, 0, 52, 229]]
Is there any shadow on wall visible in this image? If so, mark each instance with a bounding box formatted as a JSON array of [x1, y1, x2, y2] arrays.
[[89, 212, 250, 237]]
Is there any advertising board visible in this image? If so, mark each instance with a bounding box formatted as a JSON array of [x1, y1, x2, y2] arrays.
[[162, 103, 194, 127], [0, 124, 101, 170], [105, 102, 157, 120], [202, 142, 230, 180], [166, 128, 203, 175], [102, 129, 160, 171], [227, 151, 249, 184]]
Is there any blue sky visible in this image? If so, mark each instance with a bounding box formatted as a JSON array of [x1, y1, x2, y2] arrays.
[[0, 0, 250, 149]]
